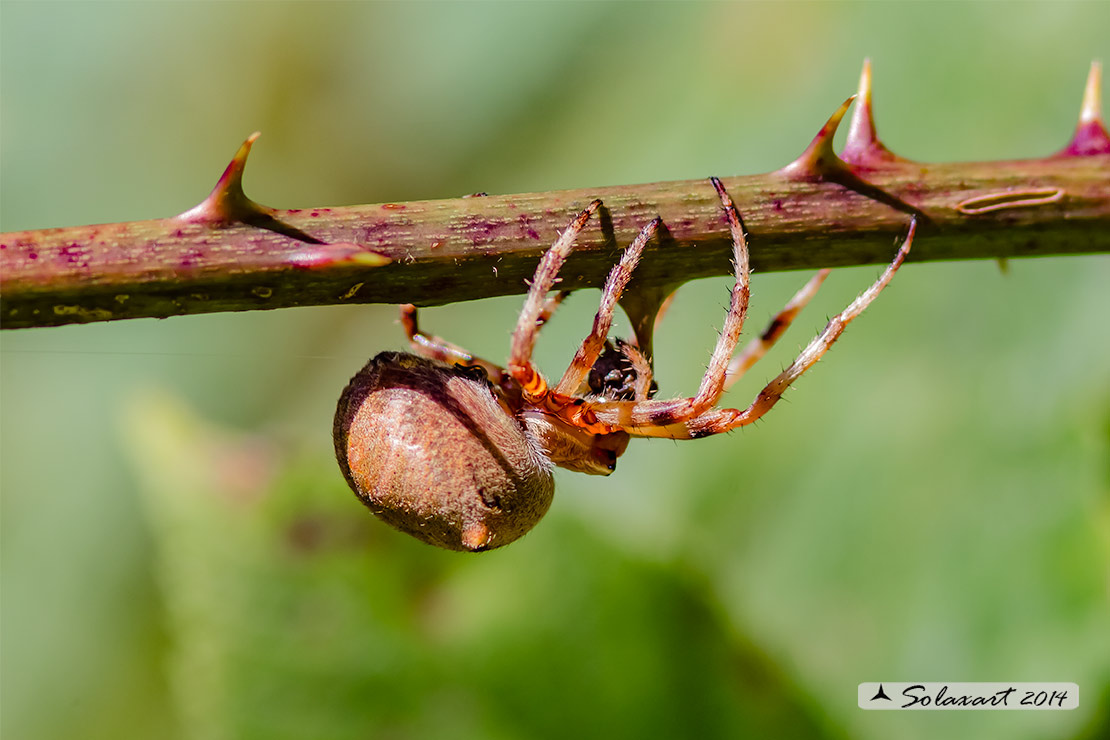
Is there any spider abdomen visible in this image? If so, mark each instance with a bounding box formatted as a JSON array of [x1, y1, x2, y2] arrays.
[[333, 352, 554, 551]]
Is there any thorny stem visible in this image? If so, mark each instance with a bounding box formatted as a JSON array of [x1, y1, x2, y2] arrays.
[[2, 62, 1107, 331]]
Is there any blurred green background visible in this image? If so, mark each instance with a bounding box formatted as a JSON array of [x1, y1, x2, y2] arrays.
[[2, 2, 1108, 739]]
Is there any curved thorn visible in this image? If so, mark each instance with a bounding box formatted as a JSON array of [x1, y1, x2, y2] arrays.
[[177, 132, 275, 224], [779, 96, 855, 179], [1056, 60, 1110, 156], [214, 131, 260, 207], [842, 58, 909, 168], [779, 96, 930, 224]]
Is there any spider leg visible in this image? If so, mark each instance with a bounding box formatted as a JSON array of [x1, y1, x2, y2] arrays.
[[537, 290, 571, 329], [554, 216, 660, 395], [686, 177, 752, 410], [512, 177, 748, 439], [509, 199, 603, 395], [589, 219, 916, 439], [557, 177, 750, 427], [618, 339, 656, 401], [399, 304, 508, 385], [722, 268, 831, 390], [715, 220, 915, 431]]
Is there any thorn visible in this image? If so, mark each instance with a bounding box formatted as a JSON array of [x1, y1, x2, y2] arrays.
[[841, 59, 910, 169], [1056, 60, 1110, 156], [1080, 60, 1103, 126], [778, 97, 930, 223], [177, 132, 275, 224], [995, 258, 1010, 275], [779, 96, 855, 181]]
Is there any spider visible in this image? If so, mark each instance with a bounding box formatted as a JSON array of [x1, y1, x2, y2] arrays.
[[334, 178, 915, 551]]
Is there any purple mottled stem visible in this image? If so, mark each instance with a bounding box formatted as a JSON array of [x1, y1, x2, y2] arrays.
[[3, 157, 1108, 330], [3, 68, 1109, 329]]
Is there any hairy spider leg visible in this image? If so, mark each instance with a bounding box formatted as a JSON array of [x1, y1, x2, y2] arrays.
[[508, 199, 603, 396], [616, 339, 656, 402], [401, 284, 572, 386], [690, 177, 752, 409], [722, 268, 831, 389], [554, 216, 661, 395], [542, 177, 750, 433], [499, 178, 751, 437], [590, 219, 916, 439], [536, 291, 570, 328], [400, 289, 568, 387], [399, 304, 509, 385], [712, 222, 914, 430]]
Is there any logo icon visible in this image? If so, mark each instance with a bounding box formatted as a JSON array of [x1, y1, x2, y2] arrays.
[[870, 684, 892, 702]]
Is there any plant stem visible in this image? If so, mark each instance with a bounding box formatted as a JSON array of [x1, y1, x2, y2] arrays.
[[3, 64, 1107, 331]]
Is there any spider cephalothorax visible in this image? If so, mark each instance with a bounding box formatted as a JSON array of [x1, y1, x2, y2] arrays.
[[334, 178, 915, 551]]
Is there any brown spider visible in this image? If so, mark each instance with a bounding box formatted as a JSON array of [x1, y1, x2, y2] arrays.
[[334, 178, 915, 551]]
